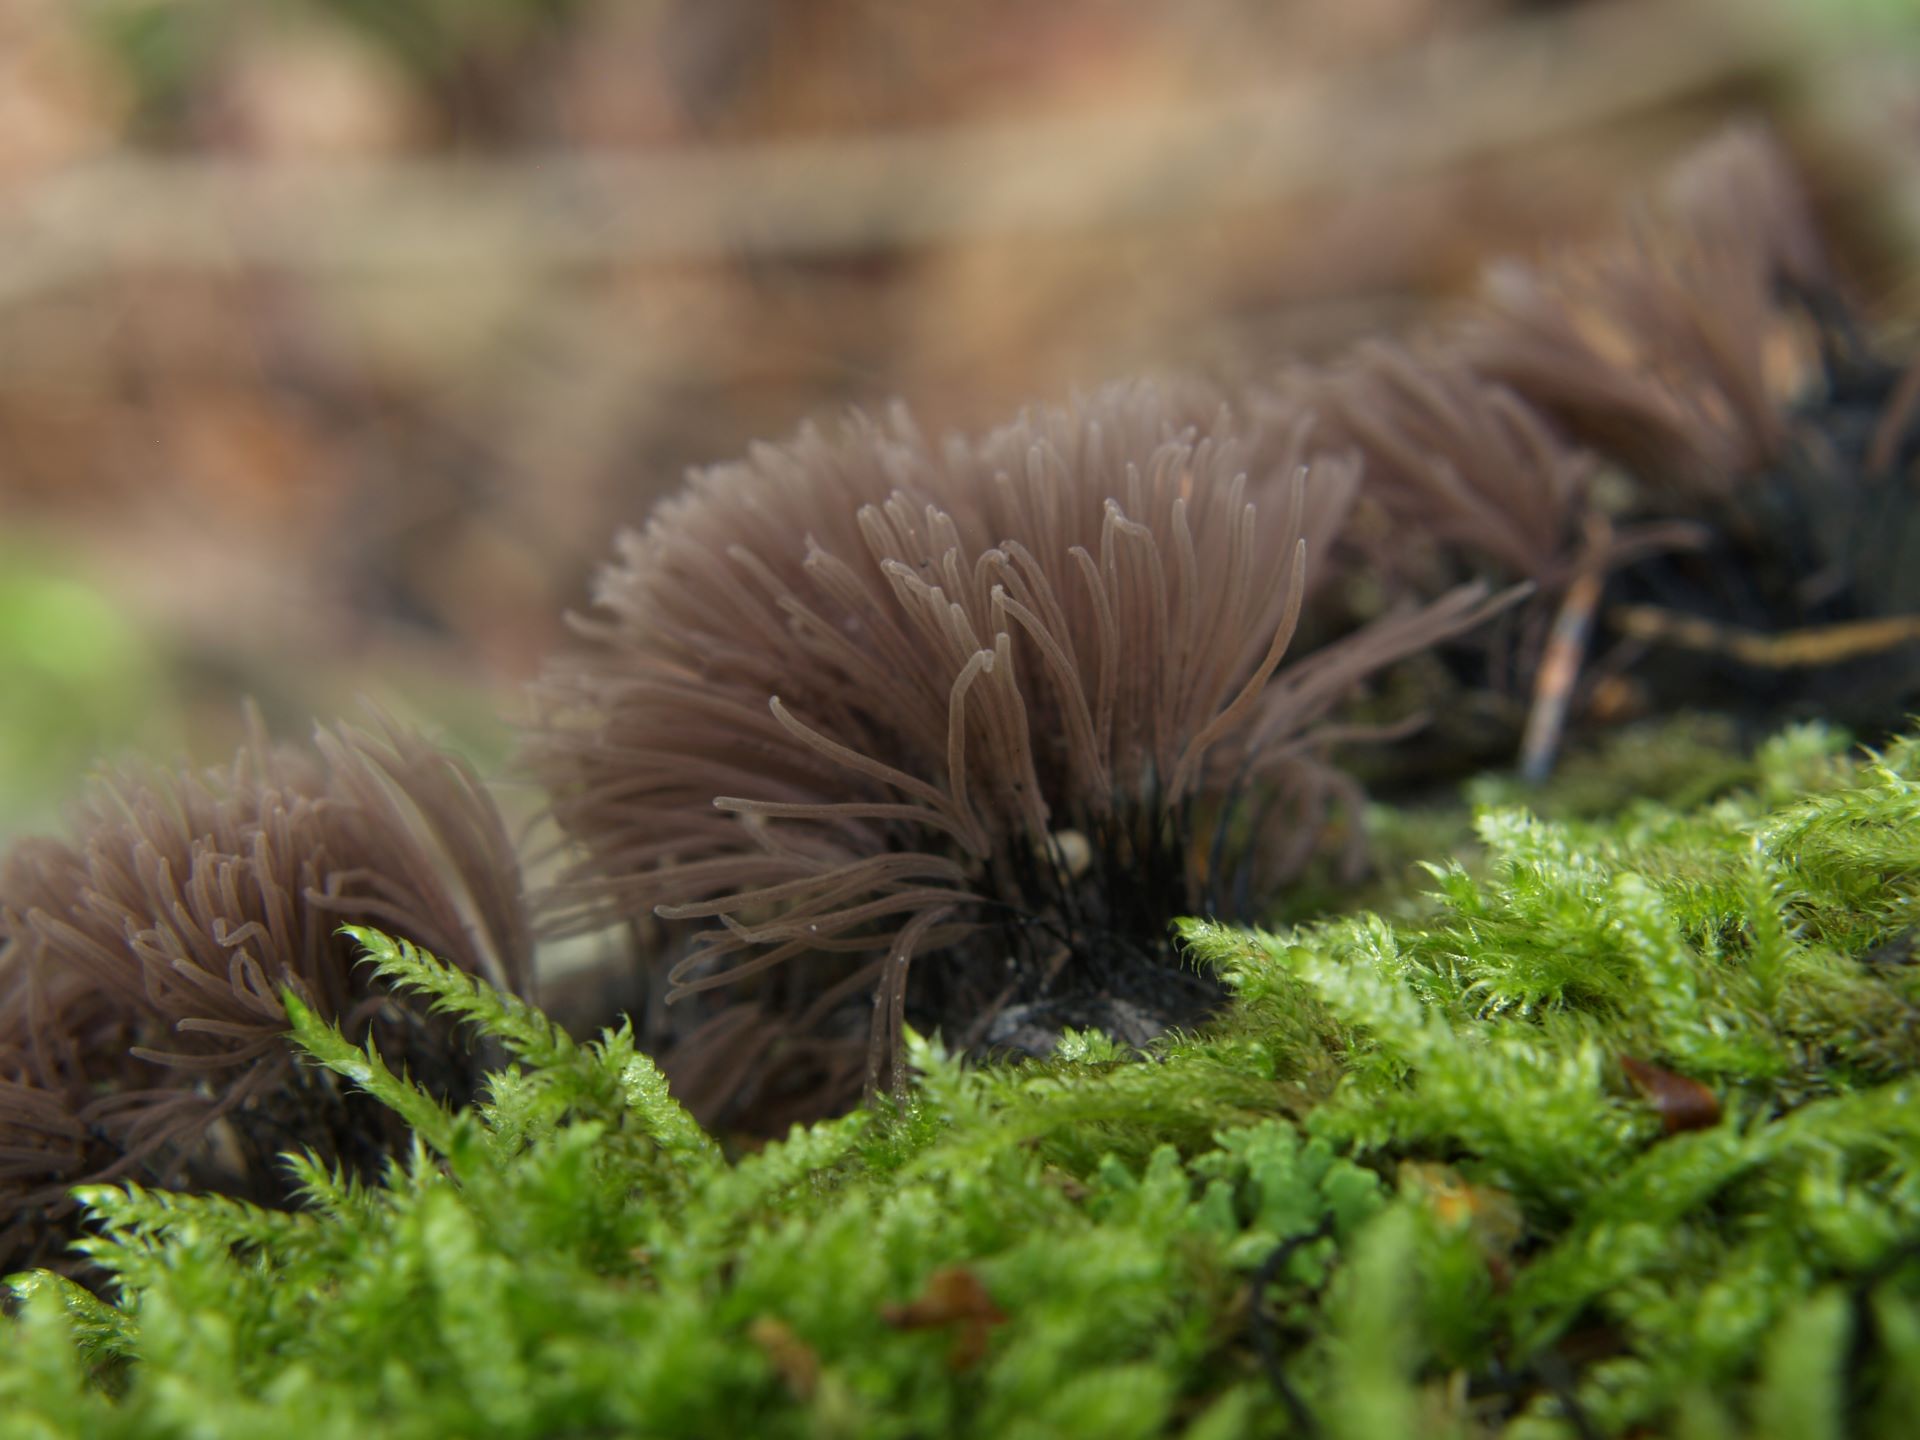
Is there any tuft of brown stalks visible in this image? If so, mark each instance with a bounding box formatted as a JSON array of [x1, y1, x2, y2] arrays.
[[531, 383, 1510, 1128], [0, 711, 531, 1273]]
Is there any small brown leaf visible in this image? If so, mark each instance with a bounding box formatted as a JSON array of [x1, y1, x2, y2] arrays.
[[881, 1265, 1008, 1371], [1620, 1055, 1721, 1134], [747, 1316, 819, 1400]]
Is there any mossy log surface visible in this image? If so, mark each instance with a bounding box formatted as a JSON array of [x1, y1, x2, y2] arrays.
[[6, 717, 1920, 1439]]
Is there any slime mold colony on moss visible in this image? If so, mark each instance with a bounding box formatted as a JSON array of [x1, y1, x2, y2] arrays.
[[4, 123, 1918, 1253], [529, 385, 1510, 1127]]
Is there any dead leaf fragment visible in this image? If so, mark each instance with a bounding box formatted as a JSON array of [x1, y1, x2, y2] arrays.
[[748, 1316, 819, 1400], [881, 1265, 1008, 1371], [1620, 1055, 1722, 1134]]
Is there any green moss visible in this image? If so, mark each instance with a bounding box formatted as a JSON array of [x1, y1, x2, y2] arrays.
[[7, 723, 1920, 1437]]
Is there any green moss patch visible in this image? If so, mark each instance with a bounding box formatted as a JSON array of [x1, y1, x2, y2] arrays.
[[7, 721, 1920, 1437]]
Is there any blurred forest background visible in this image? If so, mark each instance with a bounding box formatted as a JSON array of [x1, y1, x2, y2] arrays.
[[2, 0, 1918, 844]]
